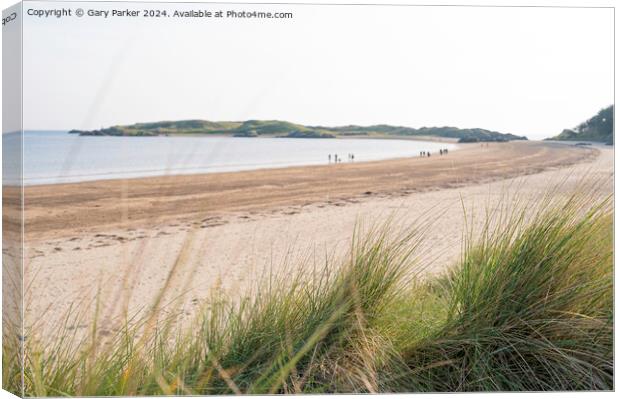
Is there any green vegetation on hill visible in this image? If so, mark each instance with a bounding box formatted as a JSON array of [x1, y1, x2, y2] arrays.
[[70, 120, 527, 142], [548, 105, 614, 144], [319, 124, 527, 142], [232, 120, 336, 138], [69, 120, 243, 137]]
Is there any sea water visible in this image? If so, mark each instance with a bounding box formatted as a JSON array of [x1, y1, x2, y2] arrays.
[[6, 131, 456, 185]]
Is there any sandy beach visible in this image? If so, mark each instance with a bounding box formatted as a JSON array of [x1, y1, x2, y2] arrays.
[[18, 141, 610, 337]]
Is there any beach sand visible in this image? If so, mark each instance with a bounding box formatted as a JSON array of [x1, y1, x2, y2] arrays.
[[15, 141, 611, 338]]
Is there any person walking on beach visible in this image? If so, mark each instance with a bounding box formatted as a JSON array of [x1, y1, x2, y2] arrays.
[[328, 154, 332, 163]]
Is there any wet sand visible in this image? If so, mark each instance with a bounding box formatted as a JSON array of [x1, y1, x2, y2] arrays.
[[20, 141, 594, 238], [15, 141, 610, 338]]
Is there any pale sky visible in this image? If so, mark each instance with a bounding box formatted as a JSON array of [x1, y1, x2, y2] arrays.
[[20, 1, 614, 139]]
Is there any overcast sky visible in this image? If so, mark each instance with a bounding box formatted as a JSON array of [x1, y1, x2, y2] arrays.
[[21, 1, 613, 139]]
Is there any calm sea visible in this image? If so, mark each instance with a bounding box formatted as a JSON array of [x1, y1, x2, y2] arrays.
[[3, 131, 456, 185]]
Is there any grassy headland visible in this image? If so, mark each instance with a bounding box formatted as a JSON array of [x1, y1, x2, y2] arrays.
[[5, 189, 612, 395], [547, 105, 614, 144], [69, 120, 528, 143]]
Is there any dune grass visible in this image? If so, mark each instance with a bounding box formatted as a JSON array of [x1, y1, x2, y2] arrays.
[[3, 191, 613, 395]]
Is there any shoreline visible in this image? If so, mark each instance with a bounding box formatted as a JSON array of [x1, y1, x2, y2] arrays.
[[19, 132, 459, 186], [23, 143, 462, 188], [17, 141, 597, 240]]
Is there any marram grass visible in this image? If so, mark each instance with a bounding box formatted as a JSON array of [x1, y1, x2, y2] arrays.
[[3, 192, 613, 395]]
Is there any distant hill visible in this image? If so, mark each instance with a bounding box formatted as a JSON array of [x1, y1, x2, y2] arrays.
[[70, 120, 527, 142], [320, 125, 527, 142], [547, 105, 614, 145]]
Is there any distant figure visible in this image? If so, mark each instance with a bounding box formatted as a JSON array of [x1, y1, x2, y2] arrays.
[[427, 152, 431, 158], [328, 154, 332, 163], [351, 153, 355, 162], [444, 148, 448, 154], [440, 149, 443, 155]]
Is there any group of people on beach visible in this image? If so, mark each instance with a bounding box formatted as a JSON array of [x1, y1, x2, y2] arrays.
[[419, 148, 450, 158], [328, 148, 449, 164], [328, 153, 355, 163]]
